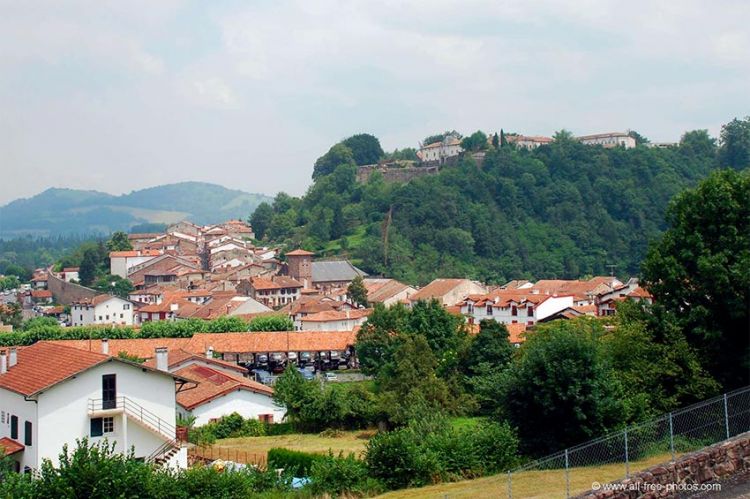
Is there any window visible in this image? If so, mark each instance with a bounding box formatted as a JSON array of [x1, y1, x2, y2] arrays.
[[486, 305, 493, 316], [10, 415, 18, 439], [103, 417, 114, 434], [1, 411, 4, 424], [80, 315, 83, 321], [527, 305, 534, 317], [511, 306, 518, 316], [98, 316, 103, 321], [24, 421, 32, 446], [102, 374, 116, 409], [120, 314, 123, 319], [91, 418, 103, 437], [123, 304, 130, 310], [258, 414, 273, 423], [106, 315, 110, 320]]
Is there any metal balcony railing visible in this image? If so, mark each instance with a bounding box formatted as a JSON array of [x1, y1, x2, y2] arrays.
[[88, 396, 176, 441]]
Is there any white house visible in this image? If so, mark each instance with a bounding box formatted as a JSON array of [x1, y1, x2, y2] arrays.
[[173, 362, 284, 426], [363, 278, 418, 307], [460, 291, 574, 326], [506, 135, 554, 150], [297, 308, 371, 332], [110, 250, 162, 278], [410, 279, 488, 307], [60, 267, 80, 283], [417, 135, 463, 163], [577, 132, 636, 149], [0, 342, 188, 473], [71, 295, 135, 327]]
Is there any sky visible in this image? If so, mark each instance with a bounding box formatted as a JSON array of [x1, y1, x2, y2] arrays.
[[1, 0, 749, 205]]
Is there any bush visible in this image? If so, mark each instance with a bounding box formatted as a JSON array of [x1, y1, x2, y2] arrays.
[[309, 451, 382, 497], [267, 448, 323, 476]]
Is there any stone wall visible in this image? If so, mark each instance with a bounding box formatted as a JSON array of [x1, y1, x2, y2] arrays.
[[47, 272, 99, 305], [578, 432, 750, 498], [356, 165, 440, 184]]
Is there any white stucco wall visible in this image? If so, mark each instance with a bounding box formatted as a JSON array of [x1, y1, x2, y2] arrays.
[[0, 389, 38, 472], [184, 389, 286, 426]]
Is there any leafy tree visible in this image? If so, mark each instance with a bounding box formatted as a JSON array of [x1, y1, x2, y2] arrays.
[[272, 365, 312, 425], [642, 169, 750, 388], [341, 133, 384, 166], [499, 319, 628, 455], [465, 320, 514, 374], [78, 248, 99, 286], [377, 335, 454, 424], [249, 202, 274, 240], [492, 133, 499, 149], [0, 275, 20, 291], [313, 143, 356, 179], [0, 303, 22, 329], [719, 116, 750, 169], [680, 129, 717, 157], [247, 314, 293, 331], [460, 130, 488, 152], [500, 129, 507, 147], [92, 274, 134, 298], [106, 231, 132, 252], [347, 275, 369, 308], [422, 131, 461, 146]]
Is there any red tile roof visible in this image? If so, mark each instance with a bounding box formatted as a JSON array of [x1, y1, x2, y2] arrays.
[[109, 250, 162, 258], [0, 437, 24, 456], [301, 309, 371, 322], [175, 364, 273, 410], [286, 249, 314, 256], [30, 290, 52, 298], [185, 331, 356, 354], [142, 348, 247, 374], [0, 342, 110, 396], [44, 338, 192, 360]]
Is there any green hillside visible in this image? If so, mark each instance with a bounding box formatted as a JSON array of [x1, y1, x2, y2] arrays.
[[252, 125, 747, 285], [0, 182, 273, 237]]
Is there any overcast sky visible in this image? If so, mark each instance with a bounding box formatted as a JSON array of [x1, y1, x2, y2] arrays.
[[1, 0, 748, 205]]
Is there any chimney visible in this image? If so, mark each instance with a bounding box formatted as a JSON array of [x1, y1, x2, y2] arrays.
[[9, 347, 17, 368], [155, 347, 168, 372], [0, 350, 6, 374], [206, 346, 214, 359], [101, 339, 109, 355]]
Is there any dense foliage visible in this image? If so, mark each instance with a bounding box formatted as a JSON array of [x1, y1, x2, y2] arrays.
[[641, 168, 750, 388], [250, 123, 741, 284]]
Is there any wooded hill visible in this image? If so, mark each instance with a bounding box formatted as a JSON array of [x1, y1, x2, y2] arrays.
[[252, 124, 746, 285]]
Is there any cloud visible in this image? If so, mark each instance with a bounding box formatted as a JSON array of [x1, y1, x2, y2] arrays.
[[0, 0, 748, 205]]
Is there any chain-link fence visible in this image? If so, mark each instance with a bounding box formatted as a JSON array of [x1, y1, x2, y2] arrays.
[[500, 386, 750, 499]]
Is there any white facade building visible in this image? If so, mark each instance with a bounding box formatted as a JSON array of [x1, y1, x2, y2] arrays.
[[110, 250, 162, 278], [417, 136, 463, 162], [71, 295, 135, 327], [577, 132, 636, 149], [460, 292, 574, 326], [0, 342, 187, 473]]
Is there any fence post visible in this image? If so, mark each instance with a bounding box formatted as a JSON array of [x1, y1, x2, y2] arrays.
[[669, 412, 675, 461], [565, 448, 570, 498], [507, 471, 512, 499], [724, 393, 730, 439], [624, 428, 629, 478]]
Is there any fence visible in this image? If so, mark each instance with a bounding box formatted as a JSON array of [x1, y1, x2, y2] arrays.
[[502, 386, 750, 498], [189, 445, 267, 469]]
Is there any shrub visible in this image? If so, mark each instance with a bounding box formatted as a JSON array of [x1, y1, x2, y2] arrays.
[[267, 448, 323, 476], [309, 451, 382, 497]]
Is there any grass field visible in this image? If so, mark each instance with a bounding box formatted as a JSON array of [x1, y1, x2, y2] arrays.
[[211, 429, 375, 459], [376, 452, 678, 499]]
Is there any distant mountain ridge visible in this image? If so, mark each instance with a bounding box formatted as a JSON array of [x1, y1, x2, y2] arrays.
[[0, 182, 273, 237]]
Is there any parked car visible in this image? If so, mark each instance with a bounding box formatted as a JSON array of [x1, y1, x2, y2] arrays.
[[324, 372, 338, 382]]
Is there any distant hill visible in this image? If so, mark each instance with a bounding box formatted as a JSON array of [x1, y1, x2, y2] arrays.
[[0, 182, 273, 237]]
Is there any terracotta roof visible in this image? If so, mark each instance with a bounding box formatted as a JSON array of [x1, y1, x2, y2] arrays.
[[0, 342, 111, 396], [128, 233, 160, 240], [142, 348, 247, 374], [185, 331, 356, 354], [31, 290, 52, 298], [301, 309, 371, 323], [45, 338, 192, 360], [286, 249, 315, 256], [62, 267, 79, 272], [250, 277, 280, 290], [364, 279, 412, 303], [410, 279, 469, 302], [109, 250, 162, 258], [0, 437, 24, 456], [507, 323, 528, 344], [175, 364, 273, 410], [628, 287, 652, 299]]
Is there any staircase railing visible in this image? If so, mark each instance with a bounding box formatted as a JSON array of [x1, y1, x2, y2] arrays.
[[147, 438, 180, 465], [88, 396, 176, 441]]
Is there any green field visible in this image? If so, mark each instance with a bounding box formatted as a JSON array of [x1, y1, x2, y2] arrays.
[[210, 429, 374, 458]]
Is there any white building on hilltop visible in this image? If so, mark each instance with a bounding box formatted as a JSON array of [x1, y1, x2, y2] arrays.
[[0, 342, 189, 473], [417, 135, 463, 163], [577, 132, 636, 149]]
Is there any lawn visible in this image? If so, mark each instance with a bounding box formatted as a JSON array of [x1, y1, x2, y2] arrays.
[[210, 429, 374, 459], [376, 452, 678, 499]]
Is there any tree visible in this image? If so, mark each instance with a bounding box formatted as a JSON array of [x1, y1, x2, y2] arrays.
[[627, 130, 650, 145], [466, 320, 514, 373], [0, 303, 22, 329], [499, 319, 627, 455], [680, 129, 717, 158], [642, 169, 750, 388], [347, 275, 369, 308], [719, 116, 750, 169], [106, 231, 132, 252], [78, 248, 99, 286], [273, 365, 313, 425], [250, 202, 274, 240], [341, 133, 384, 166], [313, 143, 356, 179], [500, 129, 507, 147], [93, 274, 134, 298], [492, 133, 500, 149], [460, 130, 488, 152]]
